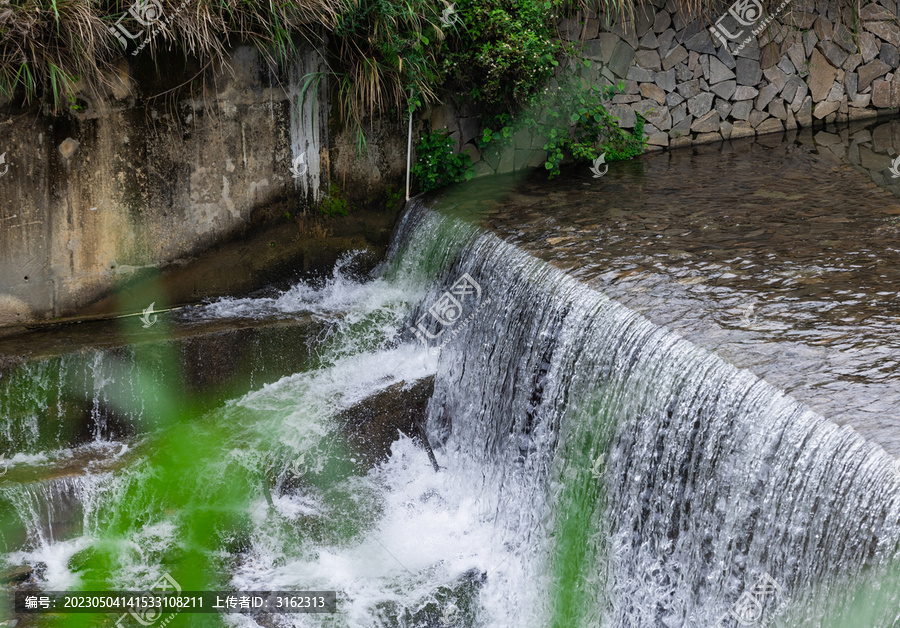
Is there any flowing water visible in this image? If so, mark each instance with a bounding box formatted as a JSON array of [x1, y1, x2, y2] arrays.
[[1, 121, 900, 628]]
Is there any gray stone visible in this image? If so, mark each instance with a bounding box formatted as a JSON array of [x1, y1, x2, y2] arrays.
[[712, 79, 737, 99], [695, 131, 723, 143], [585, 33, 619, 62], [677, 79, 701, 99], [865, 21, 900, 47], [769, 98, 788, 119], [715, 98, 733, 119], [833, 22, 856, 54], [860, 3, 895, 20], [748, 109, 769, 127], [808, 49, 838, 101], [787, 43, 808, 76], [666, 91, 685, 107], [676, 62, 694, 81], [763, 66, 789, 91], [785, 107, 798, 129], [756, 118, 785, 134], [612, 94, 641, 104], [709, 55, 736, 83], [658, 28, 677, 58], [610, 19, 639, 48], [826, 80, 844, 102], [688, 91, 714, 117], [814, 16, 833, 41], [655, 68, 677, 92], [850, 93, 872, 107], [626, 66, 655, 82], [731, 120, 756, 138], [608, 104, 637, 128], [857, 59, 891, 90], [813, 100, 841, 118], [733, 85, 760, 100], [640, 82, 667, 105], [716, 46, 737, 70], [662, 45, 689, 71], [684, 30, 717, 55], [639, 31, 659, 50], [756, 83, 780, 110], [785, 11, 819, 29], [734, 39, 760, 61], [860, 32, 880, 63], [796, 95, 813, 126], [779, 55, 797, 75], [635, 49, 662, 71], [670, 135, 693, 148], [688, 50, 700, 72], [791, 80, 809, 111], [760, 42, 781, 70], [818, 41, 849, 68], [880, 43, 900, 68], [609, 41, 637, 78], [872, 77, 892, 107], [644, 103, 672, 130], [736, 57, 763, 85], [654, 11, 671, 34], [647, 131, 669, 146], [891, 76, 900, 107], [623, 79, 640, 94], [803, 29, 819, 57], [720, 120, 733, 139], [460, 117, 480, 144], [691, 110, 721, 133], [842, 53, 862, 73], [815, 130, 843, 145], [670, 113, 693, 137], [782, 75, 805, 103], [634, 6, 655, 37], [560, 18, 599, 41], [671, 101, 688, 125], [700, 54, 710, 79], [731, 100, 753, 120], [845, 71, 859, 98]]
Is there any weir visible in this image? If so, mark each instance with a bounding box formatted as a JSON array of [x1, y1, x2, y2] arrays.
[[0, 187, 898, 626]]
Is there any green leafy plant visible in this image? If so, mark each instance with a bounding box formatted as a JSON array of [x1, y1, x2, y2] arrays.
[[442, 0, 566, 121], [320, 182, 352, 216], [412, 129, 474, 193]]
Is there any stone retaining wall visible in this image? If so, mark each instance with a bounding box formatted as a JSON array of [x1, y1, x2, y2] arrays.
[[566, 0, 900, 149]]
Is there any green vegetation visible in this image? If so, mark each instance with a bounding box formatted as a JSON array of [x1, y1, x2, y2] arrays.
[[320, 182, 352, 216], [411, 129, 474, 193]]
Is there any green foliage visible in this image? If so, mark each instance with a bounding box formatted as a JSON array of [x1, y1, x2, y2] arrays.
[[326, 0, 445, 133], [411, 129, 474, 193], [479, 70, 646, 179], [320, 182, 352, 216], [442, 0, 566, 120]]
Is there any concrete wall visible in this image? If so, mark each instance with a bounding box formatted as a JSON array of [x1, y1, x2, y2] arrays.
[[0, 46, 336, 326]]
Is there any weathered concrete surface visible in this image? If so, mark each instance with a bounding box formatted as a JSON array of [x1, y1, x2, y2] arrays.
[[0, 45, 406, 328]]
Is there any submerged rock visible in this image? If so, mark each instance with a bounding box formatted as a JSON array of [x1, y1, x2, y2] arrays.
[[338, 376, 435, 469]]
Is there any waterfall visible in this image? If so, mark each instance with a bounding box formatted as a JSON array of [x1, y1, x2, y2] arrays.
[[2, 197, 899, 627]]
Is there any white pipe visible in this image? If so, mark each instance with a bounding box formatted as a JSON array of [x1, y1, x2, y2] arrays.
[[405, 98, 413, 201]]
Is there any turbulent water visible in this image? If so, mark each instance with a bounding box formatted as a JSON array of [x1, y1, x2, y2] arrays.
[[1, 198, 899, 627]]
